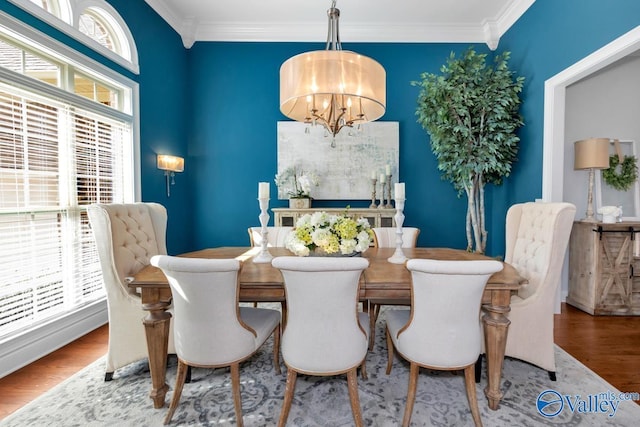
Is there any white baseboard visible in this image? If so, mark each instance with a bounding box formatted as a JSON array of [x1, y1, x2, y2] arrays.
[[0, 300, 108, 378]]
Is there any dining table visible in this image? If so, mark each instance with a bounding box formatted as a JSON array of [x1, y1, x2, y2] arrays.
[[129, 246, 525, 412]]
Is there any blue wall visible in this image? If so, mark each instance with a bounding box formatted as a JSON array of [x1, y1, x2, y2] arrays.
[[0, 0, 192, 255], [187, 41, 485, 252], [2, 0, 640, 256], [490, 0, 640, 251]]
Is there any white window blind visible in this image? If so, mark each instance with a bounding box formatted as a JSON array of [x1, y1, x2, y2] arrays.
[[0, 80, 132, 338]]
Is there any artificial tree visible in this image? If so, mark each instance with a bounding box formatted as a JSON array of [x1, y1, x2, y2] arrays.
[[413, 47, 524, 253]]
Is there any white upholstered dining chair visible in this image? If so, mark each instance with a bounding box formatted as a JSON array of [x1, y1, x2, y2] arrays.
[[271, 256, 370, 427], [151, 255, 281, 426], [489, 201, 576, 380], [87, 202, 176, 381], [368, 226, 421, 348], [247, 226, 293, 247], [372, 227, 420, 248], [386, 259, 503, 427]]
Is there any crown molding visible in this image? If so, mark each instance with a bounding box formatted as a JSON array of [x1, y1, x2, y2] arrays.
[[146, 0, 536, 50]]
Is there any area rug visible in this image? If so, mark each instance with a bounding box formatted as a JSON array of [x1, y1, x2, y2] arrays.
[[2, 308, 639, 426]]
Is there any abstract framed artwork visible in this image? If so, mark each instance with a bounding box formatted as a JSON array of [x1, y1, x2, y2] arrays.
[[276, 121, 399, 200]]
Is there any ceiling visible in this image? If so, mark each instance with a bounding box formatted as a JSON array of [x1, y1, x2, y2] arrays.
[[144, 0, 536, 49]]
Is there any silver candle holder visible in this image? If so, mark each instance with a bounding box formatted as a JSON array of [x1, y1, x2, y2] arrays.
[[253, 197, 273, 263], [385, 174, 393, 208], [378, 179, 387, 209], [369, 178, 378, 208]]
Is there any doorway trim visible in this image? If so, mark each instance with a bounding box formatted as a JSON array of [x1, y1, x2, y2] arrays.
[[543, 26, 640, 201]]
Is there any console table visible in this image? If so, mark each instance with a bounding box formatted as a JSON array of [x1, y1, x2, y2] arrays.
[[272, 207, 396, 228], [567, 220, 640, 315]]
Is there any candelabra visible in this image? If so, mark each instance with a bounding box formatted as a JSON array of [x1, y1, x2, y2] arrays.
[[369, 178, 378, 208], [384, 174, 393, 208], [253, 197, 273, 263], [388, 198, 407, 264]]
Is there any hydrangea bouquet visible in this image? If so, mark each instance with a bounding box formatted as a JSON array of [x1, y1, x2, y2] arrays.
[[285, 211, 374, 256]]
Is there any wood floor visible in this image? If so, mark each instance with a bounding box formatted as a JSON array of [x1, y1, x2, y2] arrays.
[[1, 303, 639, 420]]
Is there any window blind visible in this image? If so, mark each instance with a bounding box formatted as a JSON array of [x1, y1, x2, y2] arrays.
[[0, 80, 131, 338]]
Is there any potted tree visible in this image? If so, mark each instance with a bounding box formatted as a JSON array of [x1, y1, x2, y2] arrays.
[[413, 47, 524, 253]]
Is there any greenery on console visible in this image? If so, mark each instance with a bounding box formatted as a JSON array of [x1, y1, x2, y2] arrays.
[[602, 154, 638, 191], [413, 47, 524, 253]]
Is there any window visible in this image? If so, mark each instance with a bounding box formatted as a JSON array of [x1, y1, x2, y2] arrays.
[[7, 0, 138, 74], [0, 12, 136, 339]]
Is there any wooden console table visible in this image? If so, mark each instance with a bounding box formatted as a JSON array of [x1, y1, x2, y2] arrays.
[[567, 220, 640, 315], [272, 207, 396, 228]]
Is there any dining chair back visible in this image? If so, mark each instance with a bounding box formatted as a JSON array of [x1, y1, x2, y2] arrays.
[[368, 226, 421, 349], [372, 227, 420, 248], [151, 255, 280, 426], [271, 256, 370, 427], [87, 202, 176, 381], [386, 259, 503, 427], [248, 226, 293, 247], [501, 201, 576, 378]]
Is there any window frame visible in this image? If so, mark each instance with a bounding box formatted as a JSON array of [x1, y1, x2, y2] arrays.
[[0, 8, 140, 375], [7, 0, 139, 74]]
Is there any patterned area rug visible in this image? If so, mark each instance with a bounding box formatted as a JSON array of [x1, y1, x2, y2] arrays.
[[3, 308, 639, 427]]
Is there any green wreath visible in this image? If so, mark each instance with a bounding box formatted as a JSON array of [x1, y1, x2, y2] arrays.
[[602, 154, 638, 191]]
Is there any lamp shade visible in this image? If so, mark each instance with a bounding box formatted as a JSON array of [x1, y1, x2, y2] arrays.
[[280, 50, 386, 134], [157, 154, 184, 172], [574, 138, 610, 170]]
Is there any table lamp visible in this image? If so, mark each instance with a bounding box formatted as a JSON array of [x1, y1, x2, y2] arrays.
[[574, 138, 610, 222]]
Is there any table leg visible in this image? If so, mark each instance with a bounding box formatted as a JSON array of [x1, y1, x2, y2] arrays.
[[481, 295, 511, 411], [142, 301, 172, 409]]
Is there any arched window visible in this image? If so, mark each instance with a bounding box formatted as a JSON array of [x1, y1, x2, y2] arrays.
[[7, 0, 138, 74], [27, 0, 72, 23]]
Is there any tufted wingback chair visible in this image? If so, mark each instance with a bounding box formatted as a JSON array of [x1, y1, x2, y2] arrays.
[[271, 256, 370, 427], [87, 202, 176, 381], [386, 259, 503, 427], [248, 226, 293, 247], [501, 202, 576, 378]]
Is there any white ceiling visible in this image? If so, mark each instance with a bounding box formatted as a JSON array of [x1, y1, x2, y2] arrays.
[[144, 0, 536, 49]]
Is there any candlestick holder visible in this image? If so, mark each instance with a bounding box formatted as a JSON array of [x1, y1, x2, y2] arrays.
[[388, 198, 408, 264], [378, 180, 386, 208], [385, 174, 393, 208], [253, 198, 273, 263], [369, 178, 378, 208]]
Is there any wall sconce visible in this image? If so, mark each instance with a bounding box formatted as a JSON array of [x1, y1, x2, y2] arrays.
[[157, 154, 184, 197]]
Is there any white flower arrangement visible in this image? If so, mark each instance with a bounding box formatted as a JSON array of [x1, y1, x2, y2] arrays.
[[598, 205, 622, 223], [275, 167, 319, 199], [285, 211, 374, 256], [598, 206, 622, 216]]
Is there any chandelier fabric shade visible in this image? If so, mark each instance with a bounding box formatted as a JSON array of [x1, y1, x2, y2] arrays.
[[279, 1, 386, 137], [280, 50, 386, 136]]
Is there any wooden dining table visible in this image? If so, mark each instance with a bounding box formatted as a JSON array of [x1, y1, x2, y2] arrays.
[[129, 246, 525, 412]]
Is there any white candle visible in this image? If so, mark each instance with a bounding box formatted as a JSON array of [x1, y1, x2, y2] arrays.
[[386, 164, 391, 175], [380, 174, 386, 183], [371, 171, 376, 180], [258, 182, 269, 199], [395, 182, 405, 199]]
